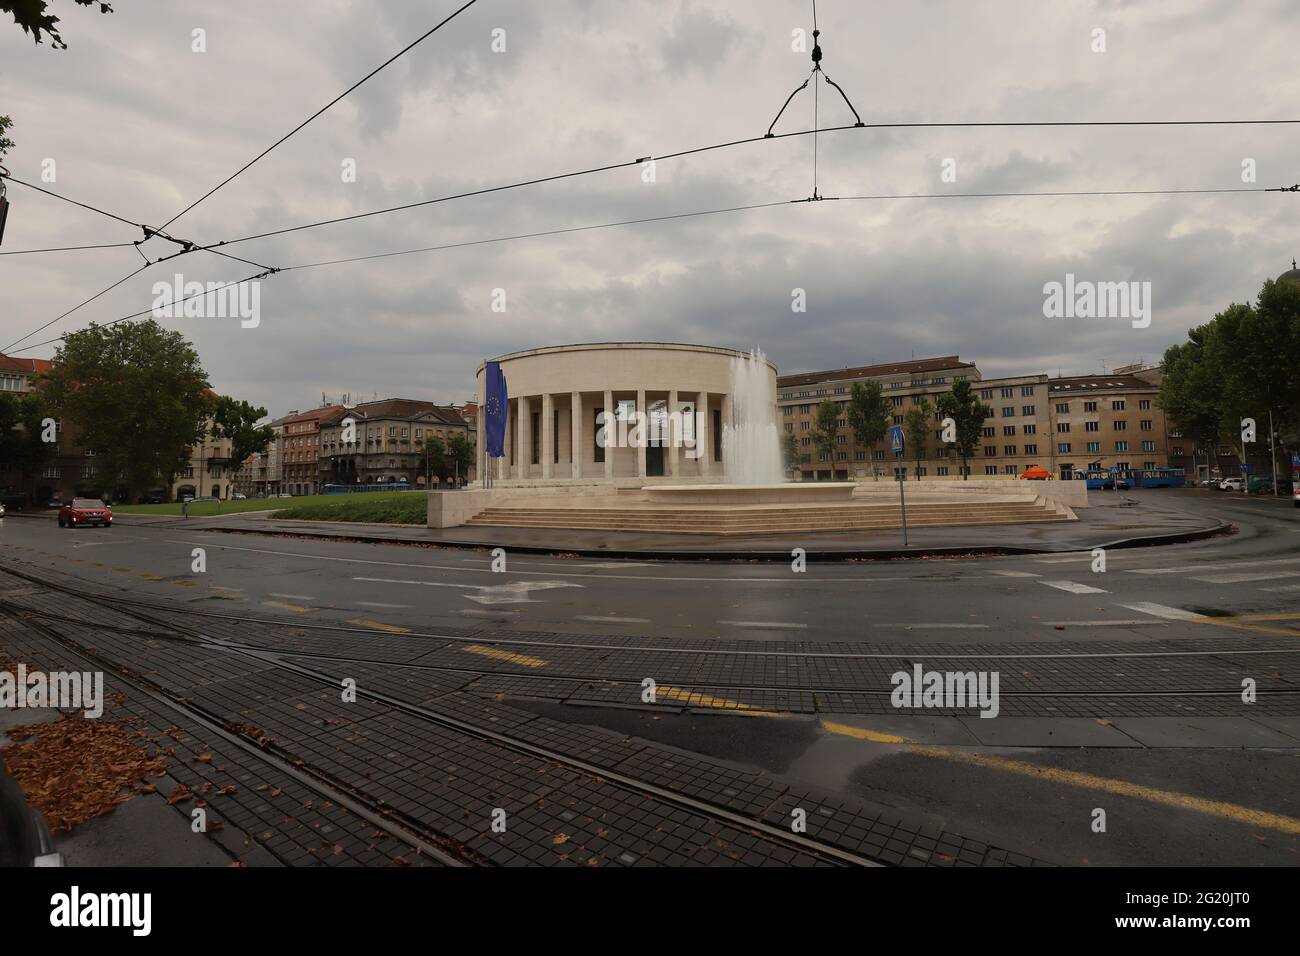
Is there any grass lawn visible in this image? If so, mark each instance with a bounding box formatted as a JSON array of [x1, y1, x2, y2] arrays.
[[273, 492, 428, 524], [114, 490, 425, 521]]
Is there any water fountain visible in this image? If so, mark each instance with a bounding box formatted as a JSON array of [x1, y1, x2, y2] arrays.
[[722, 347, 785, 485]]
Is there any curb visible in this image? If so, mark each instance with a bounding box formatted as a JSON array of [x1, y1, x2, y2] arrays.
[[191, 517, 1233, 562]]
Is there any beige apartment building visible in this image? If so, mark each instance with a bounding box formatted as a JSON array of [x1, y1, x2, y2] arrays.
[[317, 399, 473, 488], [777, 356, 1170, 481], [168, 412, 235, 501]]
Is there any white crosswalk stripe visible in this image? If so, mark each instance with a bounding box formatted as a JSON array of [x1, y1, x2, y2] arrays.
[[1121, 602, 1209, 622], [1040, 580, 1108, 594], [1189, 570, 1300, 585]]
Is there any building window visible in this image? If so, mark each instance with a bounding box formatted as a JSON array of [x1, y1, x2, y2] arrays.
[[984, 446, 997, 457], [982, 427, 995, 438], [985, 465, 998, 475], [1055, 403, 1069, 414], [1115, 441, 1129, 452], [1003, 445, 1016, 455], [1003, 426, 1016, 436], [1084, 401, 1097, 412], [1087, 441, 1100, 453], [1140, 420, 1153, 431], [1058, 443, 1072, 453], [1114, 420, 1127, 431], [1141, 440, 1156, 452], [1000, 387, 1014, 398], [1001, 406, 1014, 417], [979, 389, 993, 400], [1112, 400, 1126, 411], [1022, 405, 1035, 416], [1024, 444, 1037, 455], [1139, 399, 1151, 410], [1021, 386, 1034, 397], [1023, 424, 1036, 435], [1057, 422, 1070, 433], [1004, 464, 1018, 475]]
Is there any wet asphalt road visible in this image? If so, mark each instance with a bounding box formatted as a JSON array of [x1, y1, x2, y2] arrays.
[[2, 488, 1297, 865]]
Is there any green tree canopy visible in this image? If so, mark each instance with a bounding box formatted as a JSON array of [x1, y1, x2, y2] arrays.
[[2, 1, 113, 50], [212, 396, 274, 472], [904, 396, 934, 480], [936, 379, 986, 480], [447, 433, 473, 481], [811, 400, 840, 472], [40, 319, 211, 499], [846, 380, 889, 451]]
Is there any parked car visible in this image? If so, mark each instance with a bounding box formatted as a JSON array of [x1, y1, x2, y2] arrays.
[[231, 492, 247, 500], [1199, 478, 1220, 488], [1114, 477, 1131, 490], [42, 498, 63, 509], [0, 502, 5, 518], [1219, 477, 1245, 491], [57, 498, 112, 528], [139, 491, 168, 505], [1294, 483, 1300, 509]]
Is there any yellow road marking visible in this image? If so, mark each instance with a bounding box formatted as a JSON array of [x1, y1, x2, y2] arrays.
[[656, 685, 780, 716], [140, 573, 163, 580], [263, 600, 309, 613], [819, 719, 1300, 835], [819, 720, 907, 743], [111, 567, 130, 573], [173, 580, 197, 588], [348, 618, 412, 634], [463, 644, 547, 668], [1227, 613, 1300, 622]]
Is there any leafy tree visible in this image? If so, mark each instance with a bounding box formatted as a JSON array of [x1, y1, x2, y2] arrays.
[[212, 396, 273, 474], [811, 400, 840, 475], [419, 435, 448, 483], [846, 381, 890, 458], [0, 390, 53, 500], [40, 319, 211, 501], [936, 379, 986, 480], [448, 433, 473, 482], [1159, 332, 1226, 475], [0, 115, 14, 160], [781, 432, 799, 475], [904, 396, 934, 480], [2, 0, 113, 49]]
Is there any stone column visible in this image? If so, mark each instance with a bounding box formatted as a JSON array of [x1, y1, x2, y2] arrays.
[[636, 388, 647, 479], [516, 396, 529, 480], [697, 391, 710, 478], [667, 389, 679, 478], [541, 392, 553, 480], [721, 392, 733, 481], [570, 391, 582, 480], [603, 389, 614, 481]]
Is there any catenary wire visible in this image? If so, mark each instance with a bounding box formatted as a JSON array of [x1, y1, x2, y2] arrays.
[[155, 0, 482, 232]]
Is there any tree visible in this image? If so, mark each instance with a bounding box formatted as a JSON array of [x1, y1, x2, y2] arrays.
[[2, 1, 113, 49], [1159, 333, 1226, 476], [0, 390, 53, 500], [904, 396, 934, 480], [41, 319, 211, 501], [781, 432, 800, 475], [212, 396, 273, 474], [811, 400, 840, 476], [0, 115, 13, 160], [447, 433, 473, 483], [936, 379, 986, 480], [419, 435, 448, 483], [846, 381, 890, 468]]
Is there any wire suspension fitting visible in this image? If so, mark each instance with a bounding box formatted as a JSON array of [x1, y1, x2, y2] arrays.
[[765, 28, 865, 140]]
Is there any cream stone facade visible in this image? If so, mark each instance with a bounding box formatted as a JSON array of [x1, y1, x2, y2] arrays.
[[474, 343, 776, 486]]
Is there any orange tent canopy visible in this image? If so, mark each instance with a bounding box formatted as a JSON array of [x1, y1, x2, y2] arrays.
[[1020, 466, 1052, 480]]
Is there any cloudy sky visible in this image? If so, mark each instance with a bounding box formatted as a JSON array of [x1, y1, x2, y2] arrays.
[[3, 0, 1298, 417]]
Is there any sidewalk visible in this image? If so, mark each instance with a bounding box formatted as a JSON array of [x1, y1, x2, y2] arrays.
[[118, 491, 1229, 560]]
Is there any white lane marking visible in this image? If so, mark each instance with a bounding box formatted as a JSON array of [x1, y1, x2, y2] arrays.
[[1129, 557, 1300, 575], [1190, 570, 1300, 585], [1041, 620, 1169, 627], [576, 562, 655, 569], [575, 615, 651, 624], [270, 593, 316, 601], [1040, 580, 1108, 594], [989, 570, 1040, 578], [353, 576, 581, 606], [718, 620, 809, 630], [355, 601, 412, 609], [1033, 554, 1099, 564], [209, 585, 242, 592], [166, 539, 914, 585], [1259, 584, 1300, 593], [871, 623, 988, 630], [1121, 602, 1210, 622]]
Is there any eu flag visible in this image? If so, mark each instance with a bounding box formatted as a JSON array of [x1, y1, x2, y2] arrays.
[[485, 360, 509, 458]]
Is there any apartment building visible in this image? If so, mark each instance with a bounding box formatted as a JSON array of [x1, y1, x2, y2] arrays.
[[777, 356, 1171, 481], [0, 352, 100, 503], [168, 400, 236, 501], [279, 405, 344, 496], [317, 399, 473, 488]]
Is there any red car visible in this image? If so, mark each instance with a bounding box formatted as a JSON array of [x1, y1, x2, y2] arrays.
[[58, 498, 112, 528]]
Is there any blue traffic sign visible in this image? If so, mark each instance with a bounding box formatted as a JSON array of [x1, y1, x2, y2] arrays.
[[1240, 463, 1253, 473], [888, 425, 905, 455], [1292, 455, 1300, 468], [1109, 465, 1120, 473]]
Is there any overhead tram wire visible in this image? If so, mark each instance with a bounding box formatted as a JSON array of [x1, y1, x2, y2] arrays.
[[0, 172, 143, 230], [4, 270, 273, 355], [7, 176, 1295, 356], [256, 180, 1300, 273], [155, 0, 482, 232], [0, 241, 138, 256], [193, 117, 1300, 252]]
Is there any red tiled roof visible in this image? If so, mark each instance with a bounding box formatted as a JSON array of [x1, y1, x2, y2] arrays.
[[0, 352, 53, 375], [777, 356, 975, 389]]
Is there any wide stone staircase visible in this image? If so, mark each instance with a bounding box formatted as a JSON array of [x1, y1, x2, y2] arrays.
[[462, 496, 1072, 535]]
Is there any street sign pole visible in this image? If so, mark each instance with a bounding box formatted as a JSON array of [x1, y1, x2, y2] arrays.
[[888, 425, 908, 547]]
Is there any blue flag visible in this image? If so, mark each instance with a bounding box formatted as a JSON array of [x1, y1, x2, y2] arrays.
[[485, 360, 509, 458]]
